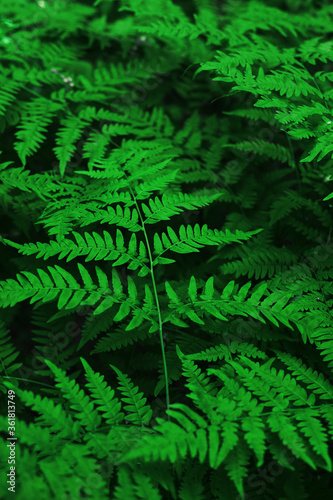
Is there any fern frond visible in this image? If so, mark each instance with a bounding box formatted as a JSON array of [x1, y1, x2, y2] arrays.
[[225, 139, 293, 166], [187, 341, 267, 363], [44, 359, 102, 431], [82, 130, 110, 169], [0, 168, 61, 200], [239, 357, 316, 407], [275, 351, 333, 400], [92, 326, 154, 354], [165, 277, 300, 330], [267, 411, 316, 469], [81, 358, 125, 425], [77, 203, 141, 232], [9, 230, 150, 273], [241, 415, 266, 466], [110, 364, 153, 426], [224, 437, 251, 499], [0, 80, 22, 116], [141, 192, 222, 224], [133, 471, 163, 500], [0, 320, 21, 376], [0, 264, 137, 319], [54, 116, 89, 176], [0, 415, 62, 455], [13, 388, 81, 438], [294, 408, 332, 471], [14, 97, 60, 165], [153, 225, 263, 263], [113, 467, 137, 500]]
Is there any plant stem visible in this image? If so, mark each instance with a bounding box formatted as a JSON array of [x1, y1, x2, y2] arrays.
[[127, 181, 170, 418]]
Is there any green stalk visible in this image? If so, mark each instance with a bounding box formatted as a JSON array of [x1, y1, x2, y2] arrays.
[[127, 181, 170, 417]]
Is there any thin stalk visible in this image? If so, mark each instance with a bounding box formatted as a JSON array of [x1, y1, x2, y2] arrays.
[[2, 376, 55, 389], [126, 180, 170, 417]]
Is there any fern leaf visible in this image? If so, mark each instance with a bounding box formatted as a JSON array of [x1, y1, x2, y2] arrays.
[[215, 420, 240, 466], [142, 192, 222, 224], [133, 471, 163, 500], [11, 230, 149, 273], [241, 415, 266, 466], [110, 364, 153, 426], [178, 466, 205, 500], [13, 388, 81, 438], [267, 412, 316, 469], [44, 359, 101, 431], [0, 321, 22, 383], [224, 438, 251, 499], [14, 97, 60, 165], [0, 80, 22, 116], [294, 408, 332, 471], [0, 263, 123, 314], [113, 467, 137, 500], [153, 224, 262, 262], [275, 351, 333, 400], [80, 358, 124, 425], [54, 116, 89, 176]]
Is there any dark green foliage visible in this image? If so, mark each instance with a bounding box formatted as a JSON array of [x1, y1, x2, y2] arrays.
[[1, 0, 333, 498]]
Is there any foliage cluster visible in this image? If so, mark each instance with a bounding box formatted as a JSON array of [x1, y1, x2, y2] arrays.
[[1, 0, 333, 498]]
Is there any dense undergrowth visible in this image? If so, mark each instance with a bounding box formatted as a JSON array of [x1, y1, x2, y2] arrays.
[[1, 0, 333, 498]]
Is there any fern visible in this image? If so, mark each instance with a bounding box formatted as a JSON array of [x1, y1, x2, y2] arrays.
[[14, 97, 61, 165], [109, 363, 153, 426], [0, 321, 21, 392], [1, 0, 333, 498]]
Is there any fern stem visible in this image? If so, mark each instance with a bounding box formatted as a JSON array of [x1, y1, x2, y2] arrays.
[[126, 180, 170, 418], [2, 376, 55, 389]]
